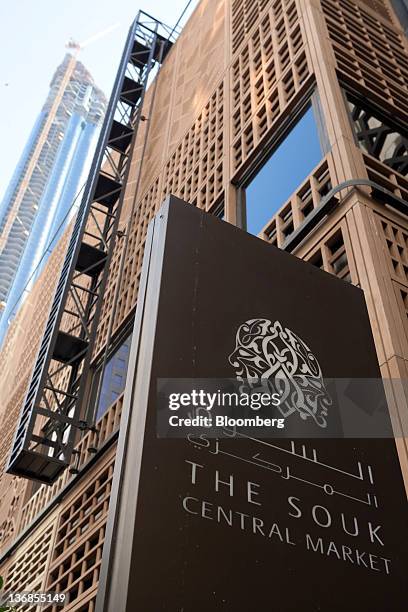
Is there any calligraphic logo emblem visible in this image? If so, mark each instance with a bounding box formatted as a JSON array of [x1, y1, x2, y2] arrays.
[[228, 319, 332, 427]]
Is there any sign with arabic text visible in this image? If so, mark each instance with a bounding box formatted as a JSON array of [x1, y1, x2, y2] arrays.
[[106, 198, 407, 612]]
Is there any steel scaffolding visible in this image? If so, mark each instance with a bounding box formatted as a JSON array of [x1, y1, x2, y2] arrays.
[[7, 11, 175, 484]]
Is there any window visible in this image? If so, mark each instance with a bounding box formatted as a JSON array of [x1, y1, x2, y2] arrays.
[[91, 334, 132, 421], [244, 104, 324, 235]]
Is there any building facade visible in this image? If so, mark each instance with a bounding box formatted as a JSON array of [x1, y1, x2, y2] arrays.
[[0, 0, 407, 610], [0, 54, 106, 347]]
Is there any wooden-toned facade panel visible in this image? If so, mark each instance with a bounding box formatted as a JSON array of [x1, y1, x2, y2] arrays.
[[0, 474, 28, 559], [363, 154, 408, 202], [380, 357, 408, 489], [93, 0, 227, 355], [93, 0, 408, 363], [363, 202, 408, 368], [161, 81, 225, 210], [123, 0, 227, 217], [303, 218, 359, 284], [230, 0, 313, 176], [0, 514, 59, 611], [321, 0, 408, 119], [0, 447, 115, 612], [41, 447, 116, 612], [94, 0, 319, 354], [166, 0, 226, 152], [231, 0, 271, 53], [358, 0, 397, 23]]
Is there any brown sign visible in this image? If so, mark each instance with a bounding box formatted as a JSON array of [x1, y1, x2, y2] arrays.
[[97, 196, 408, 612]]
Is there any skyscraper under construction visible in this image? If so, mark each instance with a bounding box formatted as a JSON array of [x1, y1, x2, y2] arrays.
[[0, 54, 106, 347], [0, 1, 407, 610]]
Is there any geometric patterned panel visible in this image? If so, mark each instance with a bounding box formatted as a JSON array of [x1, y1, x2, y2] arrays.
[[94, 78, 225, 354], [231, 0, 312, 174], [322, 0, 408, 114], [161, 81, 225, 212], [0, 476, 26, 556], [0, 401, 121, 611], [43, 454, 114, 612], [306, 225, 354, 284], [324, 227, 353, 283], [377, 214, 408, 351], [94, 180, 162, 353], [2, 520, 56, 612], [379, 217, 408, 286], [94, 81, 226, 353], [364, 153, 408, 202], [231, 0, 270, 53]]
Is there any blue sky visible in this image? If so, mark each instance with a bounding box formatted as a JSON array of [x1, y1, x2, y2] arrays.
[[0, 1, 198, 201], [246, 106, 323, 235]]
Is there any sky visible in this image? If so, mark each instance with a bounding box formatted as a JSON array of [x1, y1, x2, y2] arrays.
[[246, 106, 323, 235], [0, 0, 198, 201]]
